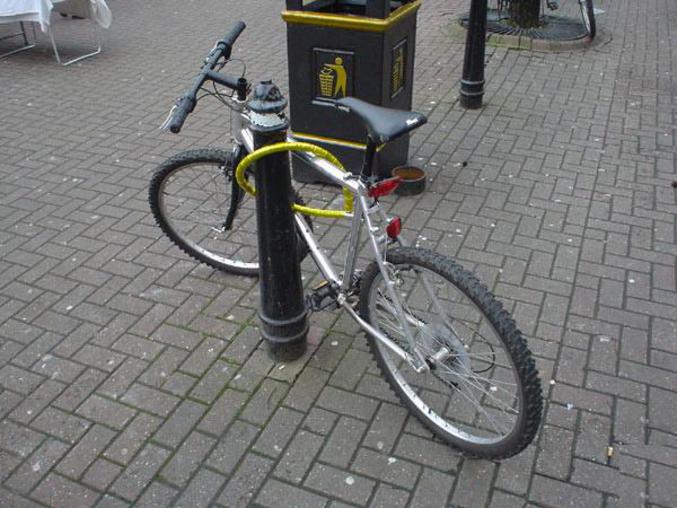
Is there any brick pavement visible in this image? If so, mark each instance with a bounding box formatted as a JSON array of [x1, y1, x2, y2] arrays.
[[1, 0, 675, 506]]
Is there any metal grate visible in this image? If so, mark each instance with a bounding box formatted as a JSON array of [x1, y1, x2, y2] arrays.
[[460, 9, 589, 40]]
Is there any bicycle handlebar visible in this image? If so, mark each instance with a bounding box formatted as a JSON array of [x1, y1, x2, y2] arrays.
[[165, 21, 247, 134], [219, 21, 246, 53]]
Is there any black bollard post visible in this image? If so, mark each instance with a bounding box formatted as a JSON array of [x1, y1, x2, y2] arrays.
[[248, 80, 308, 361], [460, 0, 488, 109]]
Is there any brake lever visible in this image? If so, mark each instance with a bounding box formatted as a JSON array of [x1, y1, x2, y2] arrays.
[[159, 104, 177, 131]]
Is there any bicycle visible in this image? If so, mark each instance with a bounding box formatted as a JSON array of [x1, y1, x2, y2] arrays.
[[545, 0, 596, 38], [149, 22, 543, 459], [494, 0, 596, 39]]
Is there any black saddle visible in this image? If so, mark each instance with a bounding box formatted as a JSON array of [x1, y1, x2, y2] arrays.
[[335, 97, 427, 145]]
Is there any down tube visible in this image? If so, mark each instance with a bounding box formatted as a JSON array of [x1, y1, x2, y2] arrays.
[[294, 214, 341, 286]]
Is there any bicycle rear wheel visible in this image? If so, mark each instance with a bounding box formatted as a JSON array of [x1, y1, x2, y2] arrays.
[[149, 148, 309, 276], [580, 0, 596, 38], [359, 247, 542, 459]]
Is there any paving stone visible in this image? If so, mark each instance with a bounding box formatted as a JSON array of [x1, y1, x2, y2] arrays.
[[362, 402, 409, 454], [0, 451, 22, 482], [120, 383, 179, 417], [530, 475, 603, 508], [138, 347, 189, 388], [207, 420, 260, 475], [252, 406, 304, 458], [73, 345, 127, 372], [188, 359, 236, 404], [55, 424, 116, 479], [174, 469, 227, 508], [490, 490, 527, 508], [256, 478, 329, 508], [240, 378, 288, 426], [409, 466, 454, 508], [304, 463, 376, 506], [112, 334, 165, 361], [179, 336, 227, 376], [316, 386, 378, 422], [217, 453, 274, 508], [31, 406, 91, 443], [329, 348, 372, 391], [648, 462, 677, 507], [648, 387, 677, 434], [283, 366, 331, 412], [76, 394, 137, 430], [153, 399, 207, 448], [535, 425, 574, 479], [273, 430, 325, 484], [97, 357, 149, 400], [31, 473, 99, 507], [4, 439, 70, 494], [159, 431, 216, 487], [395, 433, 461, 473], [198, 388, 249, 436], [318, 415, 368, 469], [104, 413, 162, 465], [134, 481, 179, 508], [53, 368, 107, 412], [0, 364, 44, 394], [352, 448, 420, 490], [370, 484, 410, 508], [451, 460, 497, 508], [0, 419, 44, 458], [81, 458, 122, 491], [110, 443, 171, 502], [8, 379, 65, 424]]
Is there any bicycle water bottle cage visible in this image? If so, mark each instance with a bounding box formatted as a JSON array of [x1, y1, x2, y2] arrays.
[[235, 142, 354, 219]]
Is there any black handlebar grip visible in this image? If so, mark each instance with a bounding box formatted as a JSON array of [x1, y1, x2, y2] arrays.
[[220, 21, 246, 51], [168, 96, 195, 134]]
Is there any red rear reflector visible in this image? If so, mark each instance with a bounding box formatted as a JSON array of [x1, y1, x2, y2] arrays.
[[386, 216, 402, 239], [368, 176, 402, 198]]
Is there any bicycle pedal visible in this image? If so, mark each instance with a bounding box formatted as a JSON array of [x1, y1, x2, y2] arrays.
[[307, 281, 339, 312]]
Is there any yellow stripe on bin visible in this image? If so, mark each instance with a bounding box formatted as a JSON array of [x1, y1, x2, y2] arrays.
[[235, 141, 354, 219], [281, 0, 422, 33]]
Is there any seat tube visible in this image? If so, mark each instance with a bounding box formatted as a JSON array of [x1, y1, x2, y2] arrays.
[[360, 139, 378, 182]]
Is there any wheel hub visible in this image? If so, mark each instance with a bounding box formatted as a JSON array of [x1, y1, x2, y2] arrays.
[[423, 323, 472, 376]]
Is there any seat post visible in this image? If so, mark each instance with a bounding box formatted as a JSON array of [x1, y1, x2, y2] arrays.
[[360, 138, 378, 182]]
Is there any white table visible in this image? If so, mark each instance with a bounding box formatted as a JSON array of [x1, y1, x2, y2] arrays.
[[0, 0, 112, 65]]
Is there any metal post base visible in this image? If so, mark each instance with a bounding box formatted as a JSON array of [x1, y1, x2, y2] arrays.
[[0, 22, 36, 59], [48, 15, 101, 66], [460, 78, 485, 109]]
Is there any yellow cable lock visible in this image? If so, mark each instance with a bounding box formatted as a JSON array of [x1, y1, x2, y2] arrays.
[[235, 141, 354, 219]]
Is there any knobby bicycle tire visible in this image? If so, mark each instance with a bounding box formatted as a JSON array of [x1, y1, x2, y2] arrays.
[[149, 148, 310, 276], [359, 247, 543, 459]]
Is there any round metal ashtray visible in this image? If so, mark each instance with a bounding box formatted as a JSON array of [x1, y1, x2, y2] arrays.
[[392, 166, 426, 196]]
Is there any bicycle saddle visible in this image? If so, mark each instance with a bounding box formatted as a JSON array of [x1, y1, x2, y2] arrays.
[[335, 97, 427, 145]]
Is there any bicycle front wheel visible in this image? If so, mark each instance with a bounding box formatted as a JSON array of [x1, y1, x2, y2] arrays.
[[359, 247, 542, 459], [580, 0, 596, 38], [150, 148, 311, 276]]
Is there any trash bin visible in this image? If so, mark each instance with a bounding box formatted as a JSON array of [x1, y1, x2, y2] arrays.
[[282, 0, 422, 182]]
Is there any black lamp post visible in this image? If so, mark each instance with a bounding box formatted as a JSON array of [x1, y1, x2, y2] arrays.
[[460, 0, 488, 109], [248, 80, 309, 361]]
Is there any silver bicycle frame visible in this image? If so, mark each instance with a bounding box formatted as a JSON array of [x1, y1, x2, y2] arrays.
[[231, 103, 428, 372]]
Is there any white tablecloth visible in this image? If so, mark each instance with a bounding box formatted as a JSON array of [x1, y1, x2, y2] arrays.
[[0, 0, 111, 32]]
